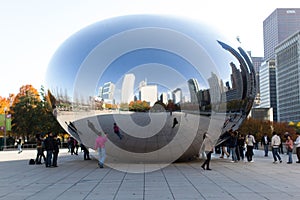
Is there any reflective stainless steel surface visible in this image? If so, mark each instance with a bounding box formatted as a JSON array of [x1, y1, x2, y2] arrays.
[[46, 15, 255, 171]]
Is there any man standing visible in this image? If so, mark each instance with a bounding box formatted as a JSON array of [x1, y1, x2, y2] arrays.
[[271, 131, 282, 164], [44, 132, 54, 167], [261, 133, 270, 157], [228, 130, 238, 162], [294, 131, 300, 163], [52, 134, 60, 167]]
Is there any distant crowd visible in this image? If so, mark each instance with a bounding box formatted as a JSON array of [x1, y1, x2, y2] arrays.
[[216, 129, 300, 164]]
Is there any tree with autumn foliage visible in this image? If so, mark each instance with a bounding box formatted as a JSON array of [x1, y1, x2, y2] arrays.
[[238, 117, 297, 141], [129, 100, 150, 112], [0, 97, 10, 114], [10, 85, 65, 141]]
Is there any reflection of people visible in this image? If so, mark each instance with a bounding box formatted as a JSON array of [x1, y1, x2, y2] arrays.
[[88, 120, 108, 168], [201, 133, 214, 170], [172, 117, 178, 128], [74, 139, 79, 155], [113, 123, 123, 140]]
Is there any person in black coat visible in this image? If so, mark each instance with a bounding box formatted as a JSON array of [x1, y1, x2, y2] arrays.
[[52, 134, 60, 167], [261, 134, 270, 157], [80, 143, 91, 160], [44, 132, 54, 167]]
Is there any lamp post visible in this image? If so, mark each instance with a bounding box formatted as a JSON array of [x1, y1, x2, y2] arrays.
[[4, 107, 7, 150]]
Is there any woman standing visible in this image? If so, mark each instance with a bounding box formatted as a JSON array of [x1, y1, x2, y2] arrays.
[[285, 135, 293, 164], [245, 133, 255, 162], [201, 133, 214, 170]]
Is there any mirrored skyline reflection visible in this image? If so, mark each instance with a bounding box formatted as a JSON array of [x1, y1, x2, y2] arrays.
[[46, 15, 256, 172]]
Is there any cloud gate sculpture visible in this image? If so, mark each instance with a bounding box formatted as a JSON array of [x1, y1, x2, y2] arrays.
[[46, 15, 256, 172]]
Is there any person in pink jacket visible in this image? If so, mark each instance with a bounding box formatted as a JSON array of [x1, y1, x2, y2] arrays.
[[88, 120, 108, 168], [95, 134, 108, 168]]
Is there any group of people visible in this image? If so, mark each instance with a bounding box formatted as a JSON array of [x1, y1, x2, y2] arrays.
[[34, 118, 300, 170], [67, 137, 91, 160], [39, 132, 60, 168], [261, 131, 300, 164], [201, 130, 300, 170], [218, 130, 254, 163], [67, 137, 79, 155]]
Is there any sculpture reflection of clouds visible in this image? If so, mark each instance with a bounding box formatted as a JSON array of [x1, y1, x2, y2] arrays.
[[46, 15, 256, 172]]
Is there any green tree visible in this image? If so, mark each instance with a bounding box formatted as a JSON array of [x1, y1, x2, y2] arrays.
[[11, 85, 41, 139], [11, 85, 65, 140]]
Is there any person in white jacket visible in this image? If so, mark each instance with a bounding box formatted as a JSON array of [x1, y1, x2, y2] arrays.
[[294, 131, 300, 163], [201, 133, 214, 170], [271, 131, 282, 164]]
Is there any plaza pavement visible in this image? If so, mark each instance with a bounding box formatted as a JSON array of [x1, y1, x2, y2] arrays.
[[0, 148, 299, 200]]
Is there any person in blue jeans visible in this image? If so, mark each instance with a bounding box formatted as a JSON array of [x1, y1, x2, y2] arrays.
[[285, 135, 293, 164], [228, 130, 238, 162], [44, 132, 54, 167], [271, 131, 282, 164], [88, 120, 108, 168]]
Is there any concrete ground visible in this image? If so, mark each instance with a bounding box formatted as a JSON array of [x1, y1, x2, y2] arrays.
[[0, 148, 299, 200]]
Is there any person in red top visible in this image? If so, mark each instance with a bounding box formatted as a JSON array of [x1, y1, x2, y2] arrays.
[[88, 120, 108, 168], [113, 123, 123, 140], [285, 135, 294, 164]]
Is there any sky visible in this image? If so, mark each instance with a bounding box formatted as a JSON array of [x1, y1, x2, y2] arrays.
[[0, 0, 299, 98]]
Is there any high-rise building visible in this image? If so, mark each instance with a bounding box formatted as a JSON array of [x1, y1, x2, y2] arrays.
[[121, 73, 135, 104], [259, 60, 277, 121], [275, 31, 300, 122], [208, 72, 224, 104], [99, 82, 115, 103], [250, 56, 264, 107], [263, 8, 300, 61], [140, 85, 158, 106], [187, 78, 200, 103], [160, 92, 168, 105], [172, 88, 182, 104]]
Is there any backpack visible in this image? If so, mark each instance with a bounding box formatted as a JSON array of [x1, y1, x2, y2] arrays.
[[29, 159, 35, 165]]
